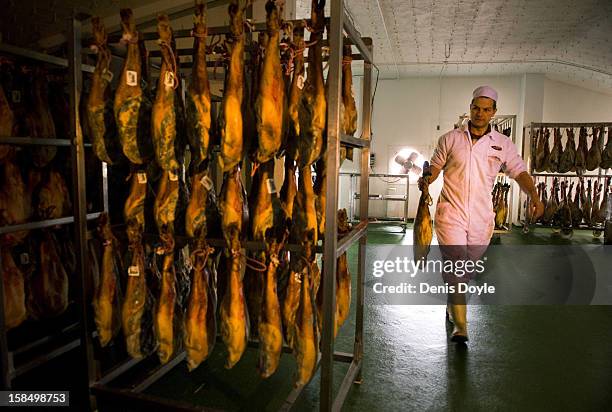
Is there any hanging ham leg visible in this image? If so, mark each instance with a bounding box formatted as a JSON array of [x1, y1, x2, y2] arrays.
[[601, 127, 612, 169], [156, 250, 177, 364], [586, 127, 603, 171], [1, 247, 27, 330], [0, 157, 29, 246], [114, 9, 152, 164], [36, 170, 72, 220], [314, 156, 326, 240], [27, 231, 69, 319], [122, 240, 147, 358], [581, 179, 592, 226], [154, 171, 179, 236], [219, 167, 248, 368], [253, 0, 285, 164], [219, 0, 245, 172], [575, 127, 588, 174], [294, 262, 317, 387], [0, 83, 15, 163], [297, 0, 326, 168], [571, 181, 583, 227], [558, 128, 576, 173], [591, 181, 604, 226], [152, 15, 180, 172], [184, 241, 217, 370], [549, 128, 562, 173], [534, 129, 545, 172], [28, 69, 57, 168], [87, 17, 118, 164], [94, 213, 122, 347], [186, 1, 212, 170], [185, 168, 213, 238], [124, 171, 147, 240], [285, 27, 305, 161]]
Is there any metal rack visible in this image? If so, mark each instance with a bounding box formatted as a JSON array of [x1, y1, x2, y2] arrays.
[[342, 172, 409, 233], [63, 1, 373, 411], [519, 122, 612, 232], [0, 39, 107, 390]]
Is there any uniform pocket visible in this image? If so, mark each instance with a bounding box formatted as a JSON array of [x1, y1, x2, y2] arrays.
[[487, 147, 503, 176]]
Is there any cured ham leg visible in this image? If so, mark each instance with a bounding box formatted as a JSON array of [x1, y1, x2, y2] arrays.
[[156, 251, 177, 364], [152, 15, 180, 172], [253, 0, 285, 164], [219, 0, 245, 172], [1, 247, 27, 330], [0, 157, 29, 246], [586, 127, 603, 171], [114, 9, 152, 164], [184, 242, 217, 370], [93, 213, 121, 347], [122, 241, 147, 358], [558, 128, 576, 173], [186, 1, 212, 170]]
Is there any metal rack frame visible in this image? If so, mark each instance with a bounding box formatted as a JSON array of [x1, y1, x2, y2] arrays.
[[519, 121, 612, 231], [60, 1, 373, 412], [0, 38, 108, 390], [342, 172, 409, 233]]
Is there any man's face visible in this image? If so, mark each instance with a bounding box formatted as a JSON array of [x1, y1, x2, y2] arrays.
[[470, 97, 496, 128]]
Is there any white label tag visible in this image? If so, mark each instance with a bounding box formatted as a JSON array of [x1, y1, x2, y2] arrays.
[[102, 68, 113, 83], [20, 253, 29, 265], [169, 171, 178, 181], [200, 175, 213, 191], [126, 70, 138, 86], [11, 90, 21, 103], [128, 266, 140, 276], [164, 71, 175, 88], [297, 75, 304, 90], [266, 178, 276, 194], [137, 172, 147, 184], [156, 246, 165, 255]]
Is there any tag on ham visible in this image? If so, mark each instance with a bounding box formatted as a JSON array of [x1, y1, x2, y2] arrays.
[[128, 266, 140, 276], [137, 172, 147, 184], [126, 70, 138, 86], [11, 90, 21, 103], [102, 69, 114, 83], [164, 72, 175, 88], [20, 253, 29, 265], [200, 175, 213, 191], [266, 178, 277, 194], [297, 75, 305, 90]]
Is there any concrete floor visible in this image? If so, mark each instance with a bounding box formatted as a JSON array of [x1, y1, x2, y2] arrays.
[[140, 224, 612, 411]]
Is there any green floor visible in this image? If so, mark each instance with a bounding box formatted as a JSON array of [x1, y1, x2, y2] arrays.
[[137, 225, 612, 411]]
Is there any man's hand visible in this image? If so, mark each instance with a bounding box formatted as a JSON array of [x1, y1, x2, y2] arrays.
[[418, 176, 430, 191], [529, 196, 545, 222]]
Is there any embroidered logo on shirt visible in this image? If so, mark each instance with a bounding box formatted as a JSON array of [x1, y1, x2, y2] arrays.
[[491, 145, 502, 151]]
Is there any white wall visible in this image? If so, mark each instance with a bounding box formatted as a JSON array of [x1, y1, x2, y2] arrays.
[[543, 78, 612, 122]]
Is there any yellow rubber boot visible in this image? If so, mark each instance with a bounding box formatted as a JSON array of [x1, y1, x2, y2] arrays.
[[450, 303, 468, 343]]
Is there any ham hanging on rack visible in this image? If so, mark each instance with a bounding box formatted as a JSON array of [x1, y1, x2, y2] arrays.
[[219, 166, 249, 368], [28, 69, 57, 168], [253, 0, 285, 164], [571, 181, 582, 227], [185, 169, 213, 238], [334, 209, 352, 335], [581, 178, 592, 226], [542, 178, 558, 225], [297, 0, 326, 168], [534, 129, 546, 172], [0, 82, 15, 163], [36, 170, 72, 220], [93, 213, 122, 347], [586, 126, 603, 171], [284, 27, 305, 161], [601, 127, 612, 169], [124, 171, 148, 240], [340, 43, 358, 164], [152, 15, 180, 172], [27, 231, 69, 319], [114, 9, 153, 165], [87, 17, 119, 164], [591, 180, 604, 226], [1, 247, 27, 330], [574, 127, 588, 174], [549, 128, 563, 173], [219, 0, 245, 172], [122, 237, 148, 358], [558, 128, 576, 173], [184, 240, 217, 370], [0, 156, 29, 246], [556, 180, 572, 230], [186, 1, 212, 170]]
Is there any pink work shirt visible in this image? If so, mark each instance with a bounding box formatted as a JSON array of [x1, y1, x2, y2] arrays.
[[430, 127, 526, 237]]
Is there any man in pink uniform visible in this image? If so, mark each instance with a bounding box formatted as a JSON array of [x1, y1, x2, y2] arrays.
[[422, 86, 544, 343]]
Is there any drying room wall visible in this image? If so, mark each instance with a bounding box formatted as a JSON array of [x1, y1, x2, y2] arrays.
[[543, 78, 612, 122]]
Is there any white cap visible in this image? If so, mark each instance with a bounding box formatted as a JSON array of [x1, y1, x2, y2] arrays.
[[472, 85, 498, 102]]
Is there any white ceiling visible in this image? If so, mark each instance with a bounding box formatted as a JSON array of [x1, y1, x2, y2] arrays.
[[2, 0, 611, 94], [297, 0, 612, 95]]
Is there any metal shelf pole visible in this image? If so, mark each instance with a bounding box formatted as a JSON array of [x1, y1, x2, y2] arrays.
[[320, 0, 344, 409], [67, 15, 98, 412]]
